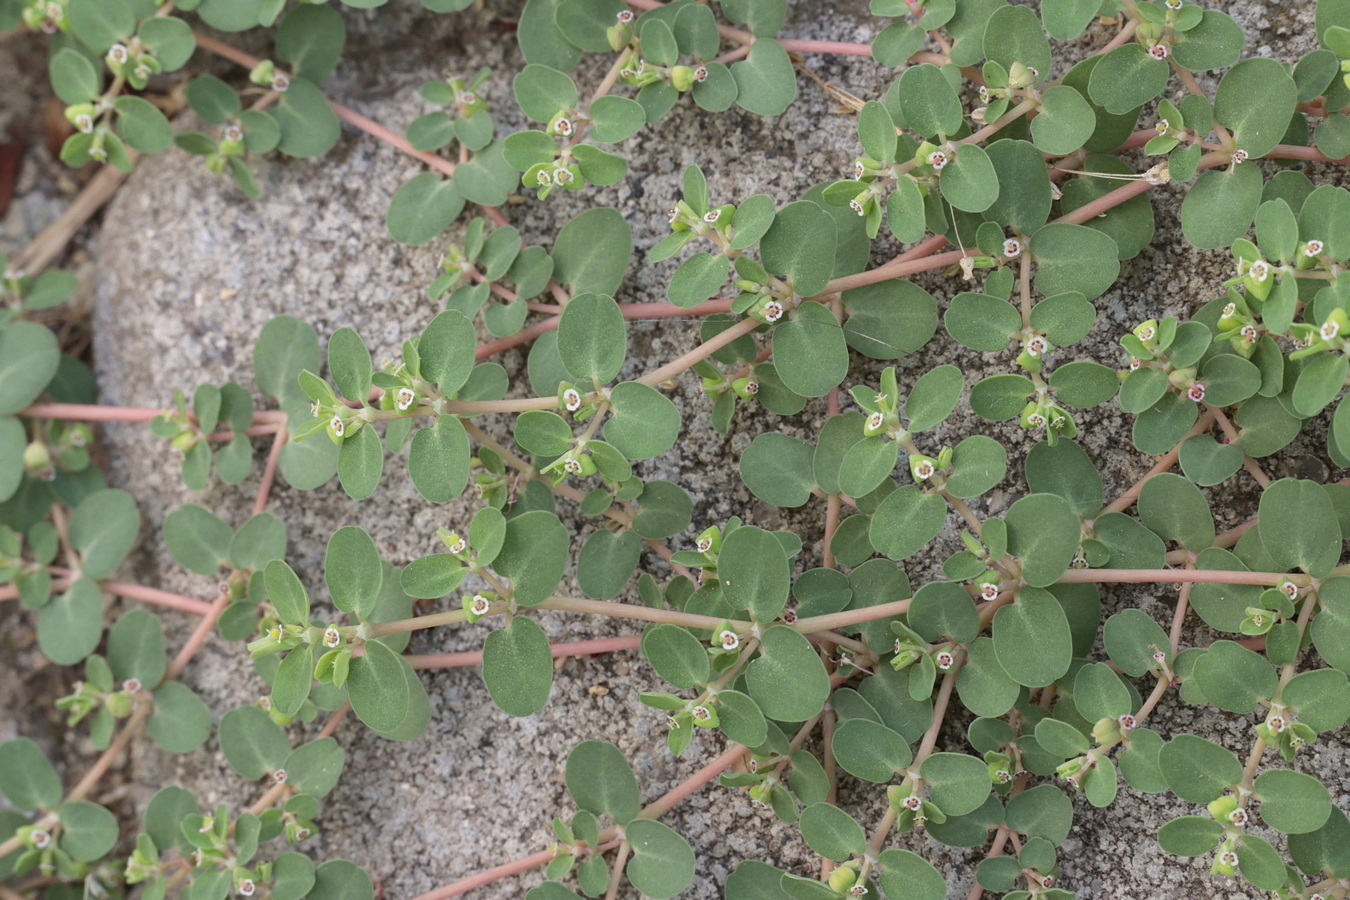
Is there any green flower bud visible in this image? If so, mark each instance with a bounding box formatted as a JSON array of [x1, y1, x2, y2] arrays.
[[22, 441, 50, 471], [1091, 716, 1121, 746], [828, 866, 858, 893], [249, 60, 278, 87], [671, 65, 697, 92], [1206, 795, 1238, 821]]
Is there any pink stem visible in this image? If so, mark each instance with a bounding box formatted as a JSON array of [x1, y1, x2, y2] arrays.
[[407, 635, 641, 670], [103, 581, 213, 615], [1056, 568, 1294, 587], [166, 591, 231, 678], [253, 424, 288, 516]]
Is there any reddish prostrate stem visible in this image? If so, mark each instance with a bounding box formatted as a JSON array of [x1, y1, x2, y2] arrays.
[[1057, 568, 1297, 587], [253, 425, 288, 516], [407, 635, 641, 670], [103, 581, 213, 615]]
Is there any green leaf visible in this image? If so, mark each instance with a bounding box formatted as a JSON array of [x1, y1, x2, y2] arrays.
[[1103, 608, 1171, 676], [38, 577, 103, 665], [1041, 0, 1099, 39], [1214, 58, 1299, 158], [1157, 816, 1224, 856], [347, 639, 410, 732], [1138, 472, 1214, 551], [731, 38, 797, 116], [1088, 44, 1168, 115], [830, 718, 912, 782], [1258, 479, 1342, 577], [875, 849, 946, 900], [760, 201, 837, 297], [1159, 734, 1242, 802], [107, 608, 166, 686], [567, 740, 640, 824], [603, 382, 680, 460], [273, 78, 341, 158], [480, 615, 553, 717], [1025, 439, 1102, 516], [1030, 223, 1120, 300], [409, 416, 470, 503], [495, 510, 569, 606], [276, 4, 345, 81], [992, 587, 1073, 687], [0, 738, 61, 811], [1255, 768, 1332, 834], [114, 96, 172, 153], [798, 803, 865, 862], [137, 16, 196, 70], [518, 0, 582, 70], [589, 95, 645, 143], [746, 625, 831, 722], [771, 304, 848, 397], [1005, 494, 1081, 587], [740, 433, 817, 509], [265, 559, 310, 626], [58, 801, 118, 861], [387, 173, 465, 246], [720, 525, 791, 621], [0, 322, 60, 414], [869, 485, 948, 561], [325, 526, 382, 618], [558, 293, 627, 385], [309, 860, 373, 900], [920, 752, 991, 816], [164, 504, 232, 576], [1181, 163, 1263, 250], [553, 208, 632, 296], [219, 705, 290, 780], [641, 624, 711, 690], [1172, 10, 1244, 70], [284, 736, 345, 796], [576, 530, 640, 600], [668, 253, 731, 309], [326, 327, 372, 403], [940, 143, 998, 213], [1005, 784, 1073, 846], [983, 4, 1050, 83], [148, 682, 211, 753], [1049, 360, 1118, 408], [1282, 668, 1350, 732], [419, 310, 476, 393], [49, 48, 101, 104], [625, 819, 695, 899]]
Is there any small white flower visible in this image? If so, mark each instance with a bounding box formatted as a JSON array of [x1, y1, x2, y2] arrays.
[[1218, 851, 1238, 867], [1221, 303, 1237, 319], [460, 92, 477, 105], [556, 117, 574, 137], [667, 207, 680, 223], [849, 886, 868, 897], [1026, 66, 1038, 78], [617, 9, 634, 22], [995, 768, 1012, 783], [1232, 149, 1248, 163], [1072, 554, 1088, 569], [239, 879, 256, 897], [1129, 358, 1142, 371], [849, 199, 866, 216], [108, 44, 129, 64], [74, 114, 93, 133], [980, 583, 999, 601], [272, 74, 290, 93], [697, 537, 714, 553], [1156, 119, 1171, 135], [1148, 43, 1169, 60], [563, 388, 583, 411], [89, 146, 108, 162], [471, 595, 491, 616], [329, 416, 346, 438], [272, 769, 288, 784], [719, 630, 740, 651], [1228, 808, 1248, 826], [866, 411, 885, 431], [563, 458, 584, 475], [553, 167, 574, 186], [134, 65, 151, 81], [1152, 649, 1167, 663], [703, 209, 721, 223], [295, 827, 311, 840], [1137, 325, 1156, 341], [742, 379, 759, 395], [223, 125, 244, 143], [1304, 239, 1324, 256], [537, 168, 554, 187], [1187, 384, 1206, 402], [978, 86, 990, 103], [692, 705, 712, 721], [1002, 238, 1021, 258], [781, 608, 798, 625], [1267, 715, 1287, 733], [1026, 336, 1048, 357], [927, 151, 948, 170], [1239, 324, 1258, 342], [694, 66, 708, 82], [448, 538, 467, 554], [1026, 412, 1046, 428], [395, 387, 416, 411], [1247, 260, 1270, 282], [123, 677, 142, 694], [902, 796, 922, 811], [854, 160, 866, 179], [761, 301, 784, 323], [1280, 580, 1299, 599], [935, 651, 954, 670], [913, 459, 935, 480], [31, 829, 51, 849], [1165, 0, 1182, 8], [1117, 714, 1136, 731], [324, 627, 341, 648], [1322, 320, 1341, 341]]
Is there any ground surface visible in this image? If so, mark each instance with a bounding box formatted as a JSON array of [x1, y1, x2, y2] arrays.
[[1, 0, 1346, 898]]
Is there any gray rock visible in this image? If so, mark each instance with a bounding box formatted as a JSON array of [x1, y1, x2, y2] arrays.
[[86, 1, 1337, 898]]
